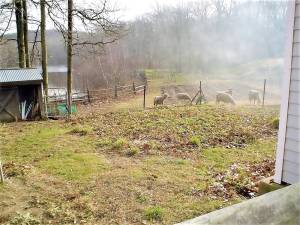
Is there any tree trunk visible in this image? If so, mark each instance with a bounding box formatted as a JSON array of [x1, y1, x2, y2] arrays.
[[40, 0, 48, 98], [22, 0, 30, 67], [15, 0, 25, 68], [67, 0, 73, 116]]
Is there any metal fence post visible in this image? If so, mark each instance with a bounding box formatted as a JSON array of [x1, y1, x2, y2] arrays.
[[262, 79, 266, 107], [143, 85, 146, 109]]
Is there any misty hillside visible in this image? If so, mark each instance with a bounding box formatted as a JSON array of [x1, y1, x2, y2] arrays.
[[3, 30, 66, 66], [0, 0, 288, 91]]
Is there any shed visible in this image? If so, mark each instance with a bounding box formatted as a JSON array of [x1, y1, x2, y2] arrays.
[[274, 0, 300, 184], [0, 68, 44, 122]]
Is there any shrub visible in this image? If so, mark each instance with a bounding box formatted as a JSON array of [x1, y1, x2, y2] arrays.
[[96, 139, 112, 147], [271, 118, 279, 129], [8, 213, 41, 225], [112, 138, 128, 150], [136, 194, 147, 203], [125, 147, 140, 157], [189, 136, 201, 147], [144, 206, 163, 221], [69, 126, 91, 136]]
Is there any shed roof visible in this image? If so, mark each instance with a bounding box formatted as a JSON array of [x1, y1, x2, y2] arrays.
[[0, 68, 43, 84]]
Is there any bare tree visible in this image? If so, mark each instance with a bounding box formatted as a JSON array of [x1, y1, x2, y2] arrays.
[[40, 0, 48, 97], [44, 0, 123, 115], [23, 0, 30, 67], [15, 0, 26, 67], [0, 0, 33, 67], [67, 0, 73, 114]]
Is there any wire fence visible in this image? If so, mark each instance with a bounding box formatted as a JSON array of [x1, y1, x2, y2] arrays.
[[46, 82, 147, 118]]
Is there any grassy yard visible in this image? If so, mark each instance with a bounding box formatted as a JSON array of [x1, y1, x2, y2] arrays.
[[0, 105, 279, 224]]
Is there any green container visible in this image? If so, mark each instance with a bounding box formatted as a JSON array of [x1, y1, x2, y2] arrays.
[[57, 103, 77, 115], [47, 103, 77, 116]]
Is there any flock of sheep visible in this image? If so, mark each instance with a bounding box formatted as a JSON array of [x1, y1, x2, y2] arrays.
[[154, 89, 261, 106]]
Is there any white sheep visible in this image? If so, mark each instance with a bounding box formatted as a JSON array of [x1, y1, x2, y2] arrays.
[[176, 93, 192, 104], [225, 89, 233, 96], [216, 92, 236, 105], [154, 93, 169, 106], [249, 90, 261, 105]]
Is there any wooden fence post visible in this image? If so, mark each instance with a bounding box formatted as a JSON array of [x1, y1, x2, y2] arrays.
[[133, 82, 136, 95], [0, 161, 4, 183], [65, 92, 70, 116], [262, 79, 266, 107], [199, 81, 202, 105], [87, 89, 91, 103], [115, 85, 118, 98], [143, 85, 146, 109]]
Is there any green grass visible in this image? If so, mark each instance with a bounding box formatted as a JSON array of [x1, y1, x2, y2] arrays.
[[202, 140, 275, 169], [6, 213, 41, 225], [1, 123, 66, 163], [112, 138, 128, 150], [144, 206, 164, 221], [0, 105, 279, 225], [189, 136, 201, 147], [69, 126, 92, 136], [271, 118, 280, 129], [38, 151, 107, 182], [125, 146, 140, 157]]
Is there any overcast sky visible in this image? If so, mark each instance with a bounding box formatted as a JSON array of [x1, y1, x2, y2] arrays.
[[116, 0, 188, 20]]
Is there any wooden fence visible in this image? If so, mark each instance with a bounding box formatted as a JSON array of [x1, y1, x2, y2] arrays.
[[47, 82, 146, 103], [87, 82, 146, 102], [45, 83, 146, 118]]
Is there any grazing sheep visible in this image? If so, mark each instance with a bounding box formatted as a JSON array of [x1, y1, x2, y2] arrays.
[[225, 89, 233, 96], [154, 93, 169, 106], [176, 93, 192, 104], [216, 92, 236, 105], [249, 90, 261, 105]]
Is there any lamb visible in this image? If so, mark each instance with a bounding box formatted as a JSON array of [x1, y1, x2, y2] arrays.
[[154, 93, 169, 106], [249, 90, 261, 105], [176, 93, 192, 104], [216, 92, 236, 105]]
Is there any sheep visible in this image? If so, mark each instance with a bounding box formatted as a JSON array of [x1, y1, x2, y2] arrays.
[[249, 90, 261, 105], [176, 93, 192, 104], [225, 89, 233, 96], [154, 93, 169, 106], [216, 92, 236, 105]]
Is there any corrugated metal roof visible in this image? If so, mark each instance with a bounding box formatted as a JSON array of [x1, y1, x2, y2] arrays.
[[0, 68, 43, 84]]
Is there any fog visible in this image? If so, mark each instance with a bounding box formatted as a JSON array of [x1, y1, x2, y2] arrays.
[[0, 0, 289, 102]]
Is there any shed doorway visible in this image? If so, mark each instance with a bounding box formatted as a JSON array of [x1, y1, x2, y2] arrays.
[[0, 87, 19, 122]]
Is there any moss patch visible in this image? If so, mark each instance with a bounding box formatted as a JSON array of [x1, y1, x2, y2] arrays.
[[38, 151, 107, 182]]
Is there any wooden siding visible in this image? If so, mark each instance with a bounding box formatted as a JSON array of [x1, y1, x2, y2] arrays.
[[282, 171, 300, 184], [291, 69, 300, 81], [287, 115, 300, 129], [274, 1, 296, 184], [285, 138, 300, 151], [282, 0, 300, 184]]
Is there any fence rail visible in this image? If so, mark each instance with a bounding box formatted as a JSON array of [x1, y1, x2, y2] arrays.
[[46, 82, 147, 118], [87, 82, 146, 102]]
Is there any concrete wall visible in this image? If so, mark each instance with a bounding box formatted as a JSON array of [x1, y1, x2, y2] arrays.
[[175, 184, 300, 225]]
